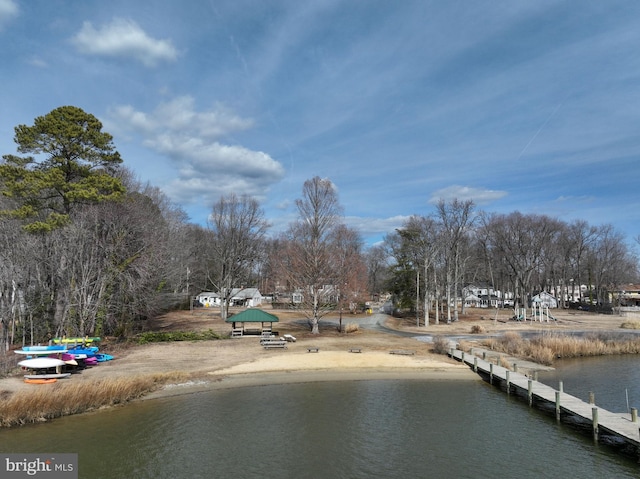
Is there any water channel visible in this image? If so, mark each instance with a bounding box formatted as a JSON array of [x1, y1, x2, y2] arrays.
[[1, 370, 638, 478]]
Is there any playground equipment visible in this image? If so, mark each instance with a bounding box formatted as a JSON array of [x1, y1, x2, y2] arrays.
[[513, 303, 557, 322]]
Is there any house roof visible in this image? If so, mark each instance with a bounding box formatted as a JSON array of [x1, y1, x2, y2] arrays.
[[225, 308, 279, 323]]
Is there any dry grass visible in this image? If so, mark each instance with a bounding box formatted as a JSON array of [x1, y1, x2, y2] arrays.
[[481, 331, 640, 366], [620, 320, 640, 330], [0, 372, 191, 428], [343, 323, 359, 333], [432, 335, 452, 355], [470, 325, 485, 334]]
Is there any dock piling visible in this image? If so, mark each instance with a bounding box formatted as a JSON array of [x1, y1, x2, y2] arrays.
[[592, 408, 599, 441]]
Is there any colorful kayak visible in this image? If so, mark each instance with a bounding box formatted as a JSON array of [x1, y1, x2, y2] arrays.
[[48, 353, 78, 366], [95, 353, 114, 362], [52, 337, 100, 345], [15, 347, 68, 356], [24, 373, 71, 379], [24, 378, 58, 385], [66, 347, 98, 357], [19, 357, 65, 369], [22, 345, 66, 352]]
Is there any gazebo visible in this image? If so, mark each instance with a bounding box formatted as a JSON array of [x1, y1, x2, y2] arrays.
[[225, 309, 279, 337]]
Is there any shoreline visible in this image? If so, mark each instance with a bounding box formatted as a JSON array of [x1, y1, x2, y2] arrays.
[[145, 366, 478, 401]]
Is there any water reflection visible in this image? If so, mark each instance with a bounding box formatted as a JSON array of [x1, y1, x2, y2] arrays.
[[0, 379, 637, 478]]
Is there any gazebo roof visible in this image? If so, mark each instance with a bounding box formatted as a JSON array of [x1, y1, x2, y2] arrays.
[[225, 309, 279, 323]]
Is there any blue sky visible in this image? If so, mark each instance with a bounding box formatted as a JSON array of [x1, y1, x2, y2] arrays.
[[2, 1, 640, 247]]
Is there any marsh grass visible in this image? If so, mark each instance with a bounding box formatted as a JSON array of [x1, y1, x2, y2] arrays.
[[481, 332, 640, 366], [0, 372, 191, 428]]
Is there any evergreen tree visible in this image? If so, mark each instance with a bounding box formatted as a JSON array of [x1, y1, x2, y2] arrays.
[[0, 106, 125, 233]]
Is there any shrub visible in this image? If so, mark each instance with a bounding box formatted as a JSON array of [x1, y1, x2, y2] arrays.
[[136, 330, 222, 344], [621, 320, 640, 330], [470, 325, 485, 334], [344, 323, 359, 333], [432, 335, 452, 355]]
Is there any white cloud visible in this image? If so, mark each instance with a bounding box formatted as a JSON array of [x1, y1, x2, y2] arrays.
[[0, 0, 18, 29], [109, 96, 285, 207], [428, 185, 508, 206], [71, 17, 178, 67]]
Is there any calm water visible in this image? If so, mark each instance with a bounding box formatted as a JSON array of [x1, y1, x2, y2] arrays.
[[538, 355, 640, 413], [0, 377, 637, 478]]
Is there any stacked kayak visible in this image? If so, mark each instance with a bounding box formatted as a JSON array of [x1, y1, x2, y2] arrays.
[[14, 339, 114, 384]]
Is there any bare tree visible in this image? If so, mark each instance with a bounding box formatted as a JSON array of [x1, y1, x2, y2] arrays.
[[281, 177, 343, 334], [206, 194, 269, 321], [330, 224, 368, 331], [482, 212, 562, 308], [365, 244, 390, 301], [436, 199, 476, 322]]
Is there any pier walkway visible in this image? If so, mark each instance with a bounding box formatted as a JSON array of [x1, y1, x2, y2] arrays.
[[449, 348, 640, 456]]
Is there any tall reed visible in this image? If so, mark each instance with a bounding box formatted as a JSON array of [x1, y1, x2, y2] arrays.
[[0, 372, 191, 428], [481, 332, 640, 366]]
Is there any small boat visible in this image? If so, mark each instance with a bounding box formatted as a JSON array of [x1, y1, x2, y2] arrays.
[[95, 353, 114, 362], [83, 357, 98, 366], [66, 347, 98, 358], [24, 373, 71, 380], [21, 345, 66, 352], [19, 357, 65, 369], [15, 347, 68, 356], [24, 378, 57, 385], [48, 353, 78, 366], [52, 337, 100, 345]]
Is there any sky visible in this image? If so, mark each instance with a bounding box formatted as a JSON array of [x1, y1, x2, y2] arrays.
[[2, 0, 640, 247]]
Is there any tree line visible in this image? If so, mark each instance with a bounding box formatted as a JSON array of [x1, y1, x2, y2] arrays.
[[1, 106, 637, 348], [381, 200, 639, 325]]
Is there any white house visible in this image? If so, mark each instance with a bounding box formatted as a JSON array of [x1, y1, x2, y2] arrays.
[[196, 288, 263, 308]]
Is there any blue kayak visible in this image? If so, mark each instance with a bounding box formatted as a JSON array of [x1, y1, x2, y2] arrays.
[[22, 345, 66, 352], [66, 346, 98, 357], [95, 353, 114, 362]]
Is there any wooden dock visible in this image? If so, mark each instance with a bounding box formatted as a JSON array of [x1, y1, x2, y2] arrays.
[[449, 348, 640, 457]]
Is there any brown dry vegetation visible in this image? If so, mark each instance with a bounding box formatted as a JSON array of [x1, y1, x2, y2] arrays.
[[480, 330, 640, 366], [0, 373, 191, 428]]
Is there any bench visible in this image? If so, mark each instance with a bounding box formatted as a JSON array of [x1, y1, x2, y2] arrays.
[[262, 340, 287, 349], [348, 348, 362, 353], [390, 349, 416, 356], [231, 328, 243, 338], [307, 347, 319, 353]]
